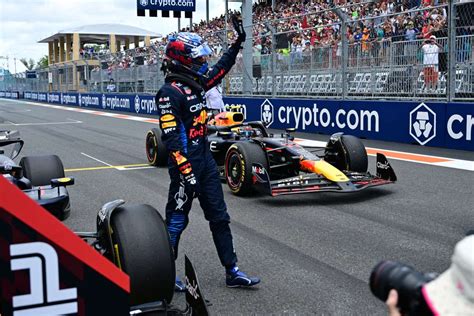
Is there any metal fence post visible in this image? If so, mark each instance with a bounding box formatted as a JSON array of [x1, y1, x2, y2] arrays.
[[271, 26, 276, 98], [341, 21, 348, 100], [447, 0, 456, 102]]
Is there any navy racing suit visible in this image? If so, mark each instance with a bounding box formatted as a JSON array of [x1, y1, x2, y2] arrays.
[[156, 42, 241, 268]]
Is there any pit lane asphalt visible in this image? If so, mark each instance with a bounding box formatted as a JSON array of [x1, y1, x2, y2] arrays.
[[1, 99, 473, 315]]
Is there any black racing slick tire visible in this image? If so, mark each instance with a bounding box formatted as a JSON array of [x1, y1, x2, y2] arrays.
[[20, 155, 65, 186], [146, 128, 167, 167], [340, 135, 368, 172], [326, 135, 368, 173], [224, 141, 268, 196], [110, 204, 175, 306]]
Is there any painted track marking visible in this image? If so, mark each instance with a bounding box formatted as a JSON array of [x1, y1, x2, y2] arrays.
[[65, 163, 152, 173], [3, 99, 472, 171], [0, 118, 82, 126], [81, 153, 114, 167]]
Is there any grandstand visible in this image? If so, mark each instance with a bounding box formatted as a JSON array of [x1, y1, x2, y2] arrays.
[[5, 0, 474, 101], [36, 24, 160, 92]]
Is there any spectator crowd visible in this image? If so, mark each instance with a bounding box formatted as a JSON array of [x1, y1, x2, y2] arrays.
[[88, 0, 471, 78]]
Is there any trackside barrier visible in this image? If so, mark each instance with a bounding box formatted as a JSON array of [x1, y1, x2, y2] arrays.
[[21, 91, 158, 115], [223, 97, 473, 152], [3, 92, 472, 151], [0, 91, 20, 99]]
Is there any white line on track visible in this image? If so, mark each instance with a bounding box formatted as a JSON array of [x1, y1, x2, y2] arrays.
[[80, 153, 155, 171], [116, 166, 155, 171], [81, 152, 114, 167], [0, 109, 31, 113], [0, 118, 82, 126], [4, 99, 472, 171]]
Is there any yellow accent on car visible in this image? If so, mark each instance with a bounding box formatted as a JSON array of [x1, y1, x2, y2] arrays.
[[114, 244, 122, 270], [58, 177, 72, 182], [301, 160, 349, 182]]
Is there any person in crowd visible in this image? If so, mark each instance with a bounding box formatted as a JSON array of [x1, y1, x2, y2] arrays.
[[155, 19, 261, 291], [405, 21, 419, 64], [106, 78, 116, 92], [420, 35, 443, 92], [386, 235, 474, 316], [205, 84, 225, 113]]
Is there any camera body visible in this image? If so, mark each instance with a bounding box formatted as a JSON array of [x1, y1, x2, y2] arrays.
[[370, 260, 437, 315]]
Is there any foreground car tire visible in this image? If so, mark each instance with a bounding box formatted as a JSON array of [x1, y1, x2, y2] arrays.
[[325, 135, 368, 172], [146, 128, 168, 167], [110, 204, 175, 306], [20, 155, 65, 186], [225, 141, 268, 196]]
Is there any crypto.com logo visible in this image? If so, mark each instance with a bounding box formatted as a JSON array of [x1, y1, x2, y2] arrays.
[[135, 95, 141, 113], [102, 94, 107, 109], [10, 242, 78, 315], [260, 99, 274, 127], [140, 0, 148, 5], [409, 103, 436, 145]]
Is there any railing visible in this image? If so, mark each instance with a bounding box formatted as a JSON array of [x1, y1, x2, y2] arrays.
[[2, 1, 473, 102]]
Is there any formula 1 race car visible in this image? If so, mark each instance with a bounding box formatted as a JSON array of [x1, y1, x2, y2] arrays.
[[145, 111, 396, 196], [0, 130, 74, 219], [1, 130, 208, 314]]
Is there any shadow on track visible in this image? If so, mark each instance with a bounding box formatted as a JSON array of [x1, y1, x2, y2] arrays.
[[251, 188, 395, 207]]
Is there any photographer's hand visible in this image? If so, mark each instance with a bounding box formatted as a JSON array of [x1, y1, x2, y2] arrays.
[[386, 290, 402, 316]]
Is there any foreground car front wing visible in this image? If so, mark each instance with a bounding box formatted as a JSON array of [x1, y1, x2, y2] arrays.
[[251, 153, 397, 197]]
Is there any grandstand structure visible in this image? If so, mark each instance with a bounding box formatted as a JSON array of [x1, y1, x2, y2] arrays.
[[5, 0, 474, 101], [35, 24, 160, 92]]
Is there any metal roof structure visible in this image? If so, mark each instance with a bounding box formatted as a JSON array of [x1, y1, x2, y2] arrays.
[[38, 24, 161, 43]]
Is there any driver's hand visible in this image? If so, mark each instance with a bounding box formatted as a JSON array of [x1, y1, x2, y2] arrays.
[[386, 290, 402, 316], [232, 14, 246, 44]]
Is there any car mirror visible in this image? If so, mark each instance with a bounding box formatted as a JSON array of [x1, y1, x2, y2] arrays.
[[51, 177, 75, 188], [11, 142, 23, 159]]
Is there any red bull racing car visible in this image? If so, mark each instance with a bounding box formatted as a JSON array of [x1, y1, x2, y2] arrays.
[[145, 111, 396, 196]]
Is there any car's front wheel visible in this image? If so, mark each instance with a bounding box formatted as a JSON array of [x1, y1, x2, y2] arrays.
[[224, 141, 268, 196], [109, 204, 175, 306], [20, 155, 65, 186]]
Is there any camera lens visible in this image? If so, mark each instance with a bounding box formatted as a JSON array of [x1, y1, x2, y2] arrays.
[[370, 260, 433, 314]]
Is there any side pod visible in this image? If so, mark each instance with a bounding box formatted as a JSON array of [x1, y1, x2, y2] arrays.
[[376, 153, 397, 182]]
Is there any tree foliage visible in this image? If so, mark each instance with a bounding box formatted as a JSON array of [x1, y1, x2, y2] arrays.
[[36, 55, 49, 69], [20, 58, 35, 70]]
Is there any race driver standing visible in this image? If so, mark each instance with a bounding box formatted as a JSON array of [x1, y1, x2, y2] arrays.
[[155, 16, 260, 290]]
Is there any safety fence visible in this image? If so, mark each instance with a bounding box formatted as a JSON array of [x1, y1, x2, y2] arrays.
[[1, 0, 473, 102]]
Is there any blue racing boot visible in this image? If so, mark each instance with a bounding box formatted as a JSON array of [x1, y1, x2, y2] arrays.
[[226, 266, 260, 288], [175, 277, 186, 292]]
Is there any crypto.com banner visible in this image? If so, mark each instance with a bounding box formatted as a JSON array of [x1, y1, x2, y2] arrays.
[[223, 97, 473, 151], [22, 91, 158, 115], [0, 91, 19, 99], [136, 0, 196, 12], [13, 91, 474, 151]]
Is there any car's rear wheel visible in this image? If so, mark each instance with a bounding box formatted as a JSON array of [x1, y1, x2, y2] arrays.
[[325, 134, 368, 172], [146, 128, 167, 166], [20, 155, 65, 186], [110, 204, 175, 306], [224, 142, 268, 196]]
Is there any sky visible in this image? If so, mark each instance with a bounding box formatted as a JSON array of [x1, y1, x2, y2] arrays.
[[0, 0, 243, 71]]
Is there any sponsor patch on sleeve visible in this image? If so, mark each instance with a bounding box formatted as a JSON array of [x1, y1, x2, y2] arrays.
[[161, 114, 176, 122], [161, 121, 177, 129]]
